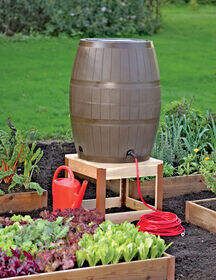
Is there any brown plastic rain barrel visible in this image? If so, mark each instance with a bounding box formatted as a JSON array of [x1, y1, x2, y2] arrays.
[[70, 38, 160, 163]]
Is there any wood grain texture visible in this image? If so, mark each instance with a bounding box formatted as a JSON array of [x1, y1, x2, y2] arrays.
[[186, 198, 216, 233], [96, 168, 106, 216], [65, 154, 163, 222], [5, 254, 174, 280], [70, 39, 161, 163], [0, 191, 47, 214], [105, 210, 153, 224], [65, 154, 162, 180], [110, 174, 207, 199]]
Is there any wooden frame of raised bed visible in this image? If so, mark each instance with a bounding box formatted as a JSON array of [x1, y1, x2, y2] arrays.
[[7, 253, 175, 280], [108, 174, 206, 199], [186, 198, 216, 233], [0, 191, 48, 214]]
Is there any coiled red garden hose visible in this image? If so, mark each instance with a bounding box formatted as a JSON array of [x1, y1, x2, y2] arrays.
[[134, 157, 185, 236]]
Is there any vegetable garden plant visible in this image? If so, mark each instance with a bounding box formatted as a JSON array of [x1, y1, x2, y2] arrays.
[[0, 119, 44, 196], [147, 99, 216, 193], [0, 208, 171, 278]]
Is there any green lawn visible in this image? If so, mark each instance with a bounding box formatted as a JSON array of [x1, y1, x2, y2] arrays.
[[0, 4, 215, 139]]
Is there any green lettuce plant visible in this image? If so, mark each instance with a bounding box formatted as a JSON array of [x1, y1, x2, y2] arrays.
[[76, 221, 171, 267], [0, 216, 70, 256]]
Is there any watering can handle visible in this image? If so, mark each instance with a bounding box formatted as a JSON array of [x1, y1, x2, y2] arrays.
[[53, 165, 74, 182]]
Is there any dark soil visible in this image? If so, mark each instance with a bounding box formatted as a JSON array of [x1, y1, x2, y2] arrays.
[[163, 191, 216, 280], [199, 199, 216, 211], [0, 182, 32, 194]]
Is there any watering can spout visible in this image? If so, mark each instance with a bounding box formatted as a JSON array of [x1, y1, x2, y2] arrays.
[[75, 180, 88, 208]]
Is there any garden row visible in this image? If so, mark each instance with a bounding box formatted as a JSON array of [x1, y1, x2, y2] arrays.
[[0, 209, 173, 279]]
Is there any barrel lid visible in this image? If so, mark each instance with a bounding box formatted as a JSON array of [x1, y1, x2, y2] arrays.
[[80, 38, 153, 48]]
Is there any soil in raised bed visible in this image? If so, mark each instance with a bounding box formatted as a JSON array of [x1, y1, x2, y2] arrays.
[[163, 191, 216, 280], [1, 179, 215, 280], [198, 199, 216, 211]]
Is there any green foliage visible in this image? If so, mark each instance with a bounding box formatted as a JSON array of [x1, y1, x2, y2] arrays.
[[177, 153, 199, 176], [152, 99, 215, 168], [76, 221, 171, 267], [10, 214, 34, 224], [199, 153, 216, 194], [0, 0, 160, 37], [0, 119, 27, 184], [163, 163, 175, 177], [8, 143, 44, 195], [0, 120, 44, 195], [0, 217, 70, 256]]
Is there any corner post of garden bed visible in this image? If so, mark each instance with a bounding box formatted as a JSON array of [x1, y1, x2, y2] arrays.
[[167, 254, 175, 280]]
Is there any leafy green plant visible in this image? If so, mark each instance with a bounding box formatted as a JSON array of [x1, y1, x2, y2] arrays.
[[76, 221, 171, 267], [177, 153, 199, 176], [163, 163, 175, 177], [0, 217, 70, 256], [0, 119, 27, 185], [152, 99, 215, 177], [8, 142, 44, 195], [199, 153, 216, 194], [0, 120, 44, 195]]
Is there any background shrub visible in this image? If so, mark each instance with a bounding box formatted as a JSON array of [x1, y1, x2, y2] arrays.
[[0, 0, 161, 36]]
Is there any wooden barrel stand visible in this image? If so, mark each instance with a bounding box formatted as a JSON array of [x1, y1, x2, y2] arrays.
[[65, 154, 163, 223]]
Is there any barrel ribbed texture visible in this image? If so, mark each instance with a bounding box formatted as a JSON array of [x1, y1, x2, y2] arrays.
[[70, 39, 161, 163]]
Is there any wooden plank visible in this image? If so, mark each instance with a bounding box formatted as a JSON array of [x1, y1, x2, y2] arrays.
[[96, 168, 106, 216], [66, 155, 98, 179], [0, 191, 47, 214], [106, 165, 158, 180], [65, 154, 162, 180], [186, 199, 216, 233], [167, 255, 175, 280], [155, 163, 163, 210], [120, 179, 127, 207], [6, 254, 174, 280], [82, 197, 121, 209], [126, 197, 151, 211], [126, 174, 206, 199], [105, 209, 153, 224]]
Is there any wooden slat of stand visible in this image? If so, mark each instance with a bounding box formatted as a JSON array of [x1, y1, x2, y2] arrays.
[[186, 198, 216, 233], [66, 154, 162, 179], [65, 154, 163, 223], [83, 197, 121, 209]]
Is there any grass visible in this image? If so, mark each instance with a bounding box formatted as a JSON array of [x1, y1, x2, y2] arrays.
[[0, 4, 215, 139]]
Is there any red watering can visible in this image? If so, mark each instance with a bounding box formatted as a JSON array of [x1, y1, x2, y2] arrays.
[[52, 165, 88, 211]]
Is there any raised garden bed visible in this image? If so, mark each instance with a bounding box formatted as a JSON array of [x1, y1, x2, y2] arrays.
[[108, 174, 206, 199], [0, 190, 47, 214], [5, 253, 175, 280], [185, 197, 216, 233]]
